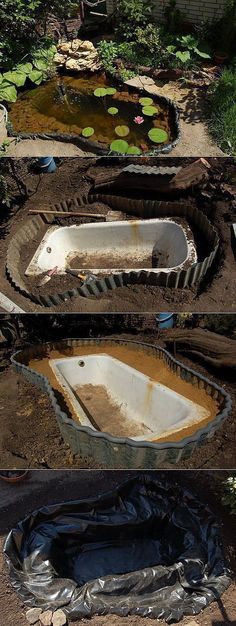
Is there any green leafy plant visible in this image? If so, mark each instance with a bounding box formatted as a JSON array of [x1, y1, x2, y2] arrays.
[[81, 127, 95, 138], [108, 107, 118, 115], [114, 0, 153, 42], [222, 476, 236, 514], [139, 97, 153, 106], [105, 87, 117, 95], [0, 43, 56, 102], [142, 105, 159, 116], [126, 145, 142, 154], [118, 67, 136, 81], [94, 87, 107, 97], [110, 139, 129, 153], [207, 69, 236, 154], [148, 128, 169, 143], [166, 35, 211, 65], [0, 0, 79, 69], [97, 41, 118, 76], [115, 125, 130, 137]]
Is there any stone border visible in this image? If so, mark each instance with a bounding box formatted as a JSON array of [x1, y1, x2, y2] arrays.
[[11, 338, 232, 468], [6, 194, 219, 307]]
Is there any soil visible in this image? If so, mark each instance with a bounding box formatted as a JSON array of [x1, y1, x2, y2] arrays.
[[0, 326, 235, 470], [0, 470, 235, 626], [75, 383, 152, 437], [69, 252, 153, 270], [0, 157, 236, 313]]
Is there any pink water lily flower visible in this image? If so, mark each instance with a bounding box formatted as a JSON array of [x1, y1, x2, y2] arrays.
[[134, 116, 144, 124]]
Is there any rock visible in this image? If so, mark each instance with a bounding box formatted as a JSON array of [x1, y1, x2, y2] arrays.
[[57, 42, 72, 54], [124, 75, 155, 89], [80, 40, 95, 51], [26, 608, 43, 624], [52, 609, 67, 626], [40, 610, 53, 626], [56, 39, 101, 73], [65, 58, 81, 71], [71, 38, 83, 51], [54, 53, 66, 66]]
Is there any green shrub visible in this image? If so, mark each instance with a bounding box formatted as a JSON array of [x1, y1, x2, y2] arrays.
[[97, 40, 118, 75], [114, 0, 153, 42], [208, 69, 236, 154], [0, 0, 78, 69], [0, 43, 57, 102]]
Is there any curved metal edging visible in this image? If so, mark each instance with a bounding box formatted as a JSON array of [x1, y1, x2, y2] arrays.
[[6, 196, 219, 307], [11, 338, 232, 468], [7, 80, 181, 156]]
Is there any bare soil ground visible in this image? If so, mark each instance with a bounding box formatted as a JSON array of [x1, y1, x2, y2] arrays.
[[0, 325, 235, 470], [0, 470, 235, 626], [0, 157, 235, 313]]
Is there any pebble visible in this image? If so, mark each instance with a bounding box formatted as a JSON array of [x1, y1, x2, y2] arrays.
[[52, 609, 67, 626], [26, 608, 43, 624], [40, 610, 53, 626]]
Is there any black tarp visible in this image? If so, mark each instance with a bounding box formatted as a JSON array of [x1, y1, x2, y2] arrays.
[[4, 476, 231, 622]]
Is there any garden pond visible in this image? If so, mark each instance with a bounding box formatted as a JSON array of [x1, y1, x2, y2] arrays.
[[8, 72, 179, 154]]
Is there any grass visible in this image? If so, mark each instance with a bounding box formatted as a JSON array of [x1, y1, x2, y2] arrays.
[[207, 69, 236, 154]]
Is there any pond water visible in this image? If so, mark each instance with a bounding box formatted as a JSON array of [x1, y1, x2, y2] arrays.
[[9, 72, 178, 153]]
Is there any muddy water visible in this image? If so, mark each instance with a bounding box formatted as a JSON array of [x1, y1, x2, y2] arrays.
[[28, 342, 219, 443], [9, 73, 174, 152]]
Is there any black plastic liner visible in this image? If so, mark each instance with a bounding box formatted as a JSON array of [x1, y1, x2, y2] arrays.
[[4, 476, 231, 622]]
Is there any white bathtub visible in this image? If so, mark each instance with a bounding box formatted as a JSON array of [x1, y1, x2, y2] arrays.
[[25, 219, 197, 276], [49, 354, 210, 441]]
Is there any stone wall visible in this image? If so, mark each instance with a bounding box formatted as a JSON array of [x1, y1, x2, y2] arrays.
[[106, 0, 226, 24]]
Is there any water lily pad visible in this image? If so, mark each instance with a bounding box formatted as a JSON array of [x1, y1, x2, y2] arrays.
[[94, 87, 107, 97], [110, 139, 129, 154], [139, 97, 153, 106], [126, 146, 142, 155], [106, 87, 117, 95], [148, 128, 169, 144], [115, 125, 130, 137], [108, 107, 119, 115], [81, 127, 95, 138], [142, 105, 159, 116]]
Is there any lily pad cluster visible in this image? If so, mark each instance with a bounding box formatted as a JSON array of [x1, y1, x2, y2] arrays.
[[94, 87, 117, 97], [0, 45, 57, 103], [81, 86, 170, 154]]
